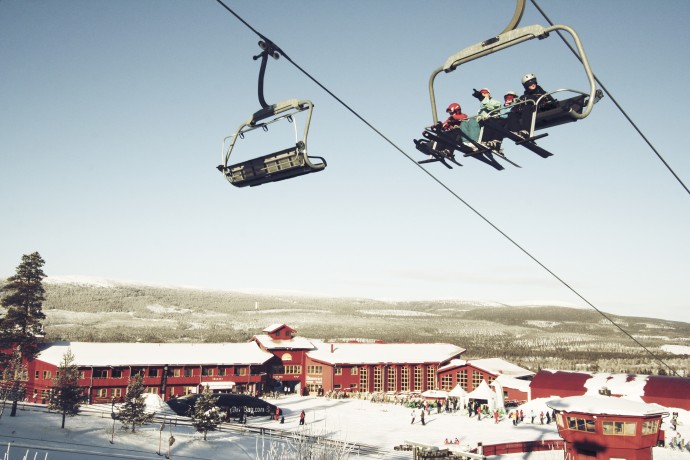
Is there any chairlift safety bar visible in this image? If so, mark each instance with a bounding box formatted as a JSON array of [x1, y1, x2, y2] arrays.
[[428, 24, 597, 125]]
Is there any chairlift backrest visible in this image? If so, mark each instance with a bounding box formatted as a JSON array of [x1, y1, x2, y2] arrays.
[[218, 99, 326, 188], [428, 24, 598, 126]]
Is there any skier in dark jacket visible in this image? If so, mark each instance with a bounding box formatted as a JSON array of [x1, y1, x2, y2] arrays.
[[507, 73, 557, 138]]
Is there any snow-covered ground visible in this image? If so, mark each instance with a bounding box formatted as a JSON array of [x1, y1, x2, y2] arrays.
[[0, 395, 688, 459]]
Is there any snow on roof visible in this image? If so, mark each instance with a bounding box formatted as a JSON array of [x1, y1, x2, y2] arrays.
[[546, 395, 669, 416], [492, 374, 531, 393], [308, 342, 465, 365], [37, 342, 273, 367], [466, 358, 534, 378], [262, 324, 291, 333], [583, 372, 648, 400], [253, 334, 315, 350], [438, 358, 467, 372]]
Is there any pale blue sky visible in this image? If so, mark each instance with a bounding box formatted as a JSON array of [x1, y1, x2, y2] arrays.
[[1, 1, 689, 322]]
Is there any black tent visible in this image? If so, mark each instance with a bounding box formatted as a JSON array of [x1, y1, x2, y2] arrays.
[[166, 393, 277, 420]]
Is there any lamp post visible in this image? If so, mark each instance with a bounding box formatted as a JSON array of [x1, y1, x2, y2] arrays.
[[109, 398, 116, 444]]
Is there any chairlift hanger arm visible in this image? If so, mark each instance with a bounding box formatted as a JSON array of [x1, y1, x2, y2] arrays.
[[428, 24, 597, 124]]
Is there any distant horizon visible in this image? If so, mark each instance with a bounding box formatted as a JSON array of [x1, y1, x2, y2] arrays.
[[34, 274, 687, 326]]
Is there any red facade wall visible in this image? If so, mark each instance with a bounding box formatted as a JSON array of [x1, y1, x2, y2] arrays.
[[530, 370, 590, 399]]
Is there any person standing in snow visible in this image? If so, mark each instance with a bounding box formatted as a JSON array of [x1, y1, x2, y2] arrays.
[[411, 409, 416, 424], [420, 409, 426, 426], [299, 410, 305, 425], [530, 409, 535, 424]]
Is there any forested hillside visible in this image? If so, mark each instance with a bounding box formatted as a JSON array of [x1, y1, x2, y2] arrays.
[[3, 278, 688, 376]]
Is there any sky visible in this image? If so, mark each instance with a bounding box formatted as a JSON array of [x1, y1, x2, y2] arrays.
[[1, 1, 689, 323], [0, 394, 687, 459]]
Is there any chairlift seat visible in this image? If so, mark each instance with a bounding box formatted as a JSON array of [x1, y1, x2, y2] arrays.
[[225, 145, 326, 188], [534, 95, 587, 131]]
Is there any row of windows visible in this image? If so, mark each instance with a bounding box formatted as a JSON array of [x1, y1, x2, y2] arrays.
[[94, 386, 198, 399], [558, 415, 657, 436], [88, 367, 250, 379]]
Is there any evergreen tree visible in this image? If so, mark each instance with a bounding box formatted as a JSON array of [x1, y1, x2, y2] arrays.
[[48, 349, 82, 428], [116, 374, 153, 432], [0, 252, 47, 417], [191, 387, 222, 441], [0, 252, 47, 361]]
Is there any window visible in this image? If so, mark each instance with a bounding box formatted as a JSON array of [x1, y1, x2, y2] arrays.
[[148, 368, 159, 378], [79, 371, 85, 379], [458, 370, 468, 390], [350, 367, 358, 375], [642, 420, 659, 435], [427, 366, 436, 391], [414, 367, 422, 391], [145, 387, 158, 394], [349, 383, 357, 389], [93, 369, 108, 379], [96, 388, 108, 398], [472, 370, 483, 389], [556, 413, 565, 428], [131, 367, 145, 377], [234, 367, 246, 376], [387, 367, 396, 392], [35, 371, 40, 379], [401, 367, 409, 392], [218, 368, 226, 377], [112, 388, 122, 398], [43, 370, 51, 380], [307, 365, 322, 375], [201, 367, 214, 377], [168, 368, 181, 377], [184, 386, 196, 395], [282, 353, 293, 361], [373, 367, 382, 392], [284, 365, 301, 374], [441, 374, 453, 391], [335, 367, 342, 375], [602, 421, 637, 436], [112, 369, 123, 378], [567, 417, 596, 433], [334, 384, 341, 389], [359, 367, 368, 392], [184, 368, 193, 377]]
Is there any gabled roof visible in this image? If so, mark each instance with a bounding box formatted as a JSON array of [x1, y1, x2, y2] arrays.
[[469, 358, 534, 378], [262, 324, 294, 334], [253, 334, 315, 351], [36, 342, 273, 367], [307, 342, 465, 366], [492, 374, 531, 393], [438, 358, 533, 378]]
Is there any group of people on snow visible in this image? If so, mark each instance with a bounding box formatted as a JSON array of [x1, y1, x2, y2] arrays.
[[440, 73, 557, 153]]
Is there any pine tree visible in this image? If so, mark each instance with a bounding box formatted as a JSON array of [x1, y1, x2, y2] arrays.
[[48, 349, 82, 428], [0, 252, 47, 361], [191, 387, 222, 441], [0, 252, 47, 417], [116, 374, 154, 432]]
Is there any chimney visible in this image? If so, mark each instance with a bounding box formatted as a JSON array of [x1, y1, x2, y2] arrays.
[[330, 343, 334, 353]]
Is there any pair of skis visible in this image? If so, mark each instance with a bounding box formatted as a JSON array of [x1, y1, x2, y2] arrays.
[[414, 119, 554, 171]]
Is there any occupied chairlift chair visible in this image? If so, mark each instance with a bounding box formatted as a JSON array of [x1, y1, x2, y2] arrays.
[[218, 40, 326, 188], [417, 0, 602, 169]]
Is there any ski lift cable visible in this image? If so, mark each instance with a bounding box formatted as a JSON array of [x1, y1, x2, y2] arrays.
[[530, 0, 690, 198], [213, 0, 681, 377]]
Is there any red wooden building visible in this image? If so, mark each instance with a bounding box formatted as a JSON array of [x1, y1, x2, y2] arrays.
[[304, 341, 466, 394], [547, 395, 668, 460], [437, 358, 534, 403], [531, 370, 690, 410]]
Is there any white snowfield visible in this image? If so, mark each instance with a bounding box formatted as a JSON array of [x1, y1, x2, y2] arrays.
[[0, 394, 687, 460]]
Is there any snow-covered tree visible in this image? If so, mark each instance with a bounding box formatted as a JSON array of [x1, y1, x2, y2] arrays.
[[49, 349, 82, 428], [191, 387, 222, 441], [116, 374, 153, 432]]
